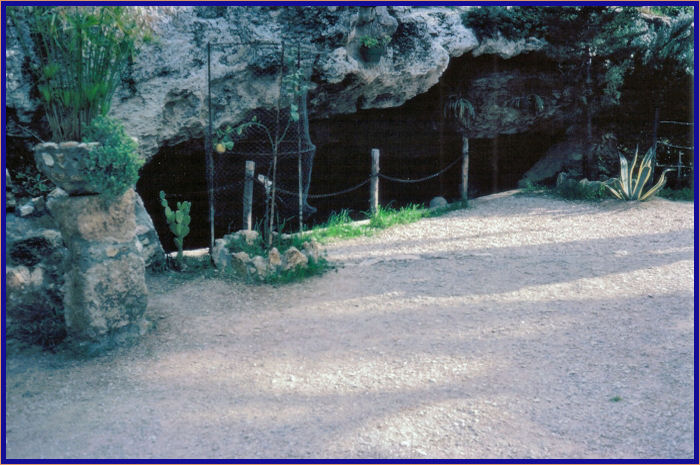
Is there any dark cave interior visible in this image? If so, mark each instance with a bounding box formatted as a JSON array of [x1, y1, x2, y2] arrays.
[[137, 99, 556, 252]]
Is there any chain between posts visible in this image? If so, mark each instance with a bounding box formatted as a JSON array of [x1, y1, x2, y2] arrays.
[[378, 156, 463, 184]]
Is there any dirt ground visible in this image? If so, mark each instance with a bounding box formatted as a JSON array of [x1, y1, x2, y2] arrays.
[[4, 192, 696, 459]]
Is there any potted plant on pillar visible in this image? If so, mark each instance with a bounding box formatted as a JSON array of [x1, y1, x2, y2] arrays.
[[359, 35, 391, 63], [10, 5, 151, 195], [9, 5, 154, 352]]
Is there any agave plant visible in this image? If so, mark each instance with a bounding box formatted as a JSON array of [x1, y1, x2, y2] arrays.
[[604, 147, 672, 201]]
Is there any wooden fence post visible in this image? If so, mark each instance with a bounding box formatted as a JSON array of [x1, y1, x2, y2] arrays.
[[370, 148, 380, 214], [243, 160, 255, 230], [461, 135, 469, 204]]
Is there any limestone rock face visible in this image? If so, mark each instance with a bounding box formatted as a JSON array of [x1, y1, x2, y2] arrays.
[[134, 193, 167, 269], [5, 213, 67, 346], [47, 188, 148, 352], [6, 6, 481, 158], [519, 129, 619, 185]]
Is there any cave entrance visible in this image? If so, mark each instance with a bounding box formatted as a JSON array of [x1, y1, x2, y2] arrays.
[[308, 104, 558, 225], [136, 138, 211, 252]]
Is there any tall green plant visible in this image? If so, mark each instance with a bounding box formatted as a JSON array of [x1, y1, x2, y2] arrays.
[[605, 147, 672, 201], [10, 6, 151, 141], [159, 191, 191, 265]]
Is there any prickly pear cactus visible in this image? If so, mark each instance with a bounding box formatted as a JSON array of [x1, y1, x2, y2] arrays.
[[159, 191, 191, 264]]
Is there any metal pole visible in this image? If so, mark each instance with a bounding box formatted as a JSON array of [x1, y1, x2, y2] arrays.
[[461, 135, 469, 204], [370, 148, 380, 214], [206, 42, 215, 254], [267, 43, 284, 248], [243, 161, 255, 230], [297, 45, 303, 233]]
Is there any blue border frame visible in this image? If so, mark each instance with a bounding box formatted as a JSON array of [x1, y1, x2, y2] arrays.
[[1, 1, 698, 464]]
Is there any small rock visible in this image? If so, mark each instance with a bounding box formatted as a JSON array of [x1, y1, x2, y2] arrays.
[[556, 171, 569, 187], [31, 196, 46, 215], [6, 266, 30, 289], [429, 196, 448, 209], [282, 246, 308, 271], [239, 229, 259, 245], [231, 251, 251, 276], [302, 239, 321, 263], [18, 202, 35, 217], [212, 238, 232, 270], [268, 247, 282, 268], [250, 255, 267, 278]]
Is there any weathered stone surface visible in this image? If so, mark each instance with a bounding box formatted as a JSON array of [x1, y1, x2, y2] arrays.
[[6, 169, 17, 212], [63, 252, 147, 340], [268, 247, 282, 269], [283, 246, 308, 271], [519, 129, 619, 185], [7, 6, 482, 159], [47, 189, 148, 351], [212, 238, 232, 270], [471, 35, 546, 59], [48, 188, 137, 243], [134, 192, 166, 269], [231, 251, 251, 276], [230, 229, 259, 246], [18, 202, 34, 217], [250, 255, 268, 277], [429, 196, 448, 209], [5, 212, 67, 346], [302, 239, 321, 264], [33, 142, 100, 195]]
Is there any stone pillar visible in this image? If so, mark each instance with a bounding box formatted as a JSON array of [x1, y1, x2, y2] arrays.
[[47, 188, 149, 353]]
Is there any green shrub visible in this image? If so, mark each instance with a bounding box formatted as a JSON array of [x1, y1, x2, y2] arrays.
[[461, 6, 546, 41], [554, 179, 611, 201], [368, 204, 427, 229], [9, 5, 152, 141], [658, 187, 694, 201], [12, 166, 54, 197], [359, 35, 391, 48], [82, 116, 144, 199]]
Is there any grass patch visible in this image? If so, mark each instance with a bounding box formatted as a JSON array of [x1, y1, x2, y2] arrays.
[[368, 204, 428, 229], [309, 201, 469, 244], [657, 187, 694, 201], [308, 209, 372, 242]]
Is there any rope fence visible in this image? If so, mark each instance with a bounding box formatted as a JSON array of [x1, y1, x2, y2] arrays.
[[235, 148, 468, 223]]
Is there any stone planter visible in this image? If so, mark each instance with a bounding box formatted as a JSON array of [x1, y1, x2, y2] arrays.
[[34, 141, 100, 195], [360, 45, 385, 63], [46, 187, 149, 353]]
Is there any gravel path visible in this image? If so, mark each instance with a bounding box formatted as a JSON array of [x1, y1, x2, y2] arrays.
[[5, 193, 695, 459]]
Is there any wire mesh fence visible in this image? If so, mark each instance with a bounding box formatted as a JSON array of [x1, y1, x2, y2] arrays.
[[206, 41, 317, 248], [655, 120, 694, 187]]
